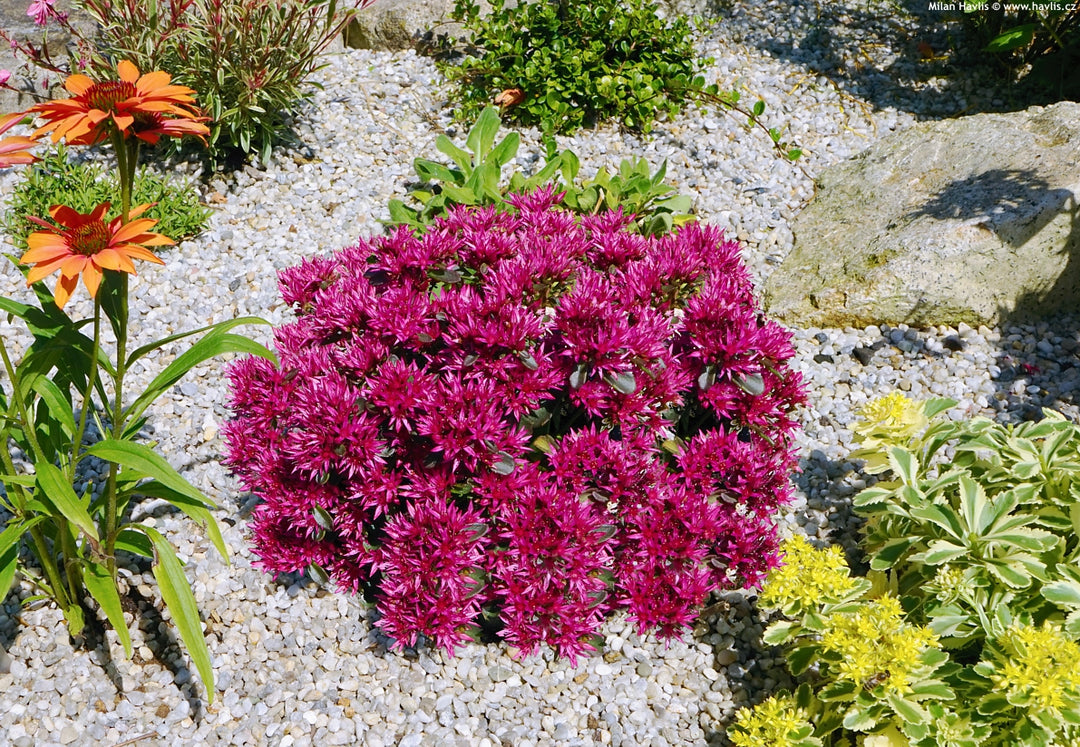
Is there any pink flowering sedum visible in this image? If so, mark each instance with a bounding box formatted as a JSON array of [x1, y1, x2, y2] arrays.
[[225, 188, 804, 660]]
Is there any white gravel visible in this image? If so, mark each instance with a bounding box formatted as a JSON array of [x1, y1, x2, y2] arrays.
[[1, 1, 1075, 745]]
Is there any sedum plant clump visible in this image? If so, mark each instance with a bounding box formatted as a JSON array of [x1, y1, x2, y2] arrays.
[[224, 188, 805, 660], [732, 394, 1080, 747]]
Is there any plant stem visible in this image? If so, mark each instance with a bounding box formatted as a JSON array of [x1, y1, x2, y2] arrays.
[[101, 134, 139, 573], [70, 302, 102, 477]]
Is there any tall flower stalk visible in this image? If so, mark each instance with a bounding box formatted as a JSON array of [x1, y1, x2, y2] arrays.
[[0, 61, 272, 703]]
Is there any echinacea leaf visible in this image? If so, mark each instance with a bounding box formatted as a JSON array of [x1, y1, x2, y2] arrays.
[[125, 316, 272, 370], [142, 525, 215, 705], [83, 560, 132, 658], [114, 478, 228, 563], [34, 462, 99, 542]]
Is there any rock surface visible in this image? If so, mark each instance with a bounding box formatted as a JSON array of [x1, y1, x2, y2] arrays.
[[0, 0, 96, 111], [763, 102, 1080, 328]]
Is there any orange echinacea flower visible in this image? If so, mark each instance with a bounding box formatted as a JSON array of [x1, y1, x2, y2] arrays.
[[0, 111, 38, 168], [21, 202, 171, 309], [29, 60, 209, 146]]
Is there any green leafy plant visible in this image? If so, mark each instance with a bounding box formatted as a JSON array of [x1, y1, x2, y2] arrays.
[[388, 106, 694, 235], [733, 394, 1080, 746], [435, 0, 802, 161], [2, 145, 211, 252], [851, 394, 1080, 642], [443, 0, 704, 134], [1, 0, 374, 167], [0, 64, 273, 704], [961, 2, 1080, 99]]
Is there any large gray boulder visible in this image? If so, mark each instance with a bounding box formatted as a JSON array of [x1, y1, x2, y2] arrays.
[[344, 0, 468, 50], [763, 102, 1080, 329]]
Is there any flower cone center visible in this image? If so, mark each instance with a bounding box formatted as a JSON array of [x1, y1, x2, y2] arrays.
[[86, 81, 138, 112], [71, 221, 111, 256]]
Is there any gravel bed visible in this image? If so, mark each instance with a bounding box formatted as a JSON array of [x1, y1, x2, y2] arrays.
[[0, 1, 1075, 745]]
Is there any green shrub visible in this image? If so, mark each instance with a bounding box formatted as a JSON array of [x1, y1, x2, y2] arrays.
[[388, 106, 694, 235], [731, 394, 1080, 747], [441, 0, 708, 135], [2, 145, 211, 251]]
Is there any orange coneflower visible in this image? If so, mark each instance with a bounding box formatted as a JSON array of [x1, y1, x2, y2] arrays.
[[21, 202, 171, 309], [0, 111, 38, 168], [29, 60, 209, 146]]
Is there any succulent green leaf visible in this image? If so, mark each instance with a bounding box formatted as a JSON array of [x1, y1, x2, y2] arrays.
[[435, 134, 473, 173], [465, 106, 502, 161]]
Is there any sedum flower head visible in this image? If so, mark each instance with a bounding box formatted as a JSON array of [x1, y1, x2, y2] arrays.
[[225, 190, 805, 658], [854, 392, 928, 445], [820, 594, 939, 693], [926, 565, 967, 604], [758, 534, 860, 610], [992, 623, 1080, 714], [728, 694, 816, 747]]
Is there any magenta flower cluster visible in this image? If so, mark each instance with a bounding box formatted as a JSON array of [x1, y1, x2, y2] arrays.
[[225, 188, 804, 661]]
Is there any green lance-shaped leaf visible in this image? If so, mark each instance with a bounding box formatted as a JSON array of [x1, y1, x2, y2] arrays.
[[35, 462, 99, 542], [465, 105, 502, 162], [435, 133, 473, 174], [120, 477, 229, 562], [83, 560, 132, 657], [141, 525, 215, 705], [0, 517, 45, 602], [30, 376, 76, 441], [125, 316, 273, 370], [89, 441, 228, 562], [412, 158, 463, 186], [486, 132, 520, 169], [126, 330, 274, 427]]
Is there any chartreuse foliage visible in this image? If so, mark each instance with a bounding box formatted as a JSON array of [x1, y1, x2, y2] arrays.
[[388, 106, 694, 236], [437, 0, 802, 159], [735, 396, 1080, 747], [2, 145, 210, 253]]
